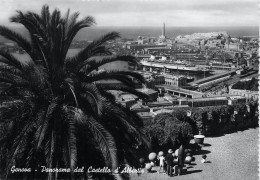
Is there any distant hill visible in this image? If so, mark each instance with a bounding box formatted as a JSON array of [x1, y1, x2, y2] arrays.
[[175, 31, 230, 44], [176, 31, 229, 40]]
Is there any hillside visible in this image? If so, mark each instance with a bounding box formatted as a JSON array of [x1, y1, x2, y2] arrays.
[[175, 31, 229, 44]]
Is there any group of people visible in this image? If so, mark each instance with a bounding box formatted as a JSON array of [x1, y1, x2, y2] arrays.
[[140, 147, 208, 177], [156, 149, 208, 177], [157, 149, 181, 177]]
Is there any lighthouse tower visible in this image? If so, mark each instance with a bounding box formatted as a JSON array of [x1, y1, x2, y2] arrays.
[[162, 23, 165, 37], [159, 22, 166, 39]]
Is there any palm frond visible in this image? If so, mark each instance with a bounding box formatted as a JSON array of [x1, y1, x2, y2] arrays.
[[0, 49, 27, 72], [64, 78, 79, 107], [90, 70, 146, 84], [48, 130, 55, 180], [103, 102, 150, 148], [0, 26, 33, 58], [65, 32, 120, 71], [35, 98, 59, 151], [78, 55, 137, 74], [41, 5, 51, 26], [64, 15, 95, 57], [6, 120, 36, 178], [80, 83, 105, 116], [73, 108, 118, 171], [97, 83, 150, 100], [88, 75, 137, 88], [10, 10, 46, 40], [67, 114, 77, 171]]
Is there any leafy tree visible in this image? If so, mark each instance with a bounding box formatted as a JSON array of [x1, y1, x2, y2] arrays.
[[190, 108, 205, 134], [0, 5, 150, 180], [232, 78, 258, 91], [145, 112, 193, 152]]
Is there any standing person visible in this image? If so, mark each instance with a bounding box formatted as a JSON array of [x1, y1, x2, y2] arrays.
[[138, 158, 145, 176], [157, 152, 165, 174], [201, 154, 207, 163], [165, 149, 174, 177]]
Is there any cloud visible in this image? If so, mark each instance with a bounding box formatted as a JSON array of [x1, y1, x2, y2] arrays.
[[0, 0, 258, 26]]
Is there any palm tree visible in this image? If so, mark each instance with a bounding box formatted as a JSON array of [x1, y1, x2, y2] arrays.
[[0, 5, 150, 180]]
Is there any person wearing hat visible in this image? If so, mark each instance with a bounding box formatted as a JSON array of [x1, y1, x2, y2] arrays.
[[165, 149, 174, 177], [201, 154, 207, 163]]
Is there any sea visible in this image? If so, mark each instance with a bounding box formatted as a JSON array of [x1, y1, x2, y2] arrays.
[[0, 26, 258, 42], [75, 26, 259, 41]]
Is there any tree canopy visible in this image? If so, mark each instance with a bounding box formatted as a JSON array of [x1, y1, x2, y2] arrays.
[[0, 5, 150, 180], [145, 112, 194, 151]]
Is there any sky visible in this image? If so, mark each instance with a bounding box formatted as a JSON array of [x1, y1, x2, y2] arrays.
[[0, 0, 258, 27]]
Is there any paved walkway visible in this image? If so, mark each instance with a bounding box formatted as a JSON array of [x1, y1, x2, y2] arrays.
[[131, 128, 259, 180]]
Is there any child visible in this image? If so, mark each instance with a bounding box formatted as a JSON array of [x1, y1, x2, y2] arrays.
[[201, 154, 207, 163], [157, 153, 165, 173]]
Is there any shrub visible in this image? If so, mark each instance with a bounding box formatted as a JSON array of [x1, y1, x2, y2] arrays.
[[144, 112, 194, 151]]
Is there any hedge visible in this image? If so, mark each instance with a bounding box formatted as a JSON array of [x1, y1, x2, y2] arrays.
[[143, 100, 258, 149]]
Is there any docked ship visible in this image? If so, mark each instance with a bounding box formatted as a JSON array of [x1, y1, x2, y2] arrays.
[[139, 56, 212, 76]]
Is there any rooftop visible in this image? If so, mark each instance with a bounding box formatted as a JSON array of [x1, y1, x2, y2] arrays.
[[118, 94, 137, 100], [179, 95, 246, 102], [153, 109, 173, 115], [155, 84, 204, 96], [137, 88, 158, 95], [137, 112, 153, 117], [130, 103, 143, 109], [189, 71, 235, 85]]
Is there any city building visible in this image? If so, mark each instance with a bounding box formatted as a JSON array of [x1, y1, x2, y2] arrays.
[[137, 88, 158, 101], [225, 43, 243, 51], [113, 92, 138, 109], [164, 74, 187, 87], [150, 108, 173, 117], [135, 71, 165, 89], [140, 58, 212, 77], [126, 44, 166, 52], [144, 46, 172, 55], [177, 95, 246, 107], [188, 71, 235, 88], [229, 86, 258, 100], [155, 84, 204, 99]]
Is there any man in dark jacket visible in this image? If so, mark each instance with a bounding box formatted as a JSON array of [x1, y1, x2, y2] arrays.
[[165, 149, 174, 176]]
